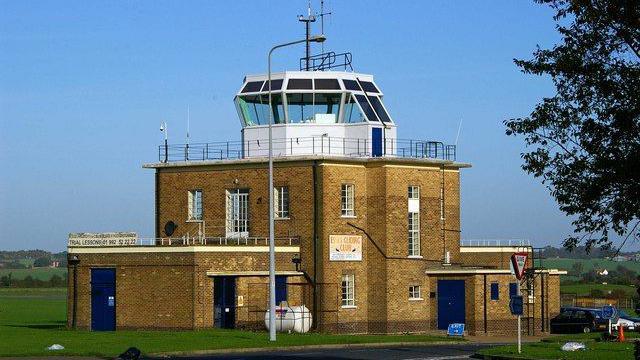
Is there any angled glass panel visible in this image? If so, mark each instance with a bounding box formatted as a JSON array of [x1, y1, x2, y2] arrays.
[[262, 79, 283, 92], [314, 79, 341, 90], [343, 79, 361, 91], [241, 81, 264, 93], [367, 96, 392, 123], [360, 81, 379, 93], [355, 94, 379, 122], [236, 94, 284, 126], [287, 79, 313, 90], [343, 95, 367, 123]]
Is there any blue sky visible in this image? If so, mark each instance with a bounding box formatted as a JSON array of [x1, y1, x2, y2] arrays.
[[0, 1, 594, 252]]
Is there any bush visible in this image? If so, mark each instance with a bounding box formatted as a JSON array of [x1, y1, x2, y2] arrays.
[[33, 257, 51, 268]]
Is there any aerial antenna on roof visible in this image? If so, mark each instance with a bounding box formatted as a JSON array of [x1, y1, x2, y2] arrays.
[[186, 105, 190, 146], [298, 0, 316, 71], [455, 118, 463, 146], [318, 0, 332, 53]]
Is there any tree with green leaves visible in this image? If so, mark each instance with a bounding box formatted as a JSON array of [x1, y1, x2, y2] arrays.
[[506, 0, 640, 251]]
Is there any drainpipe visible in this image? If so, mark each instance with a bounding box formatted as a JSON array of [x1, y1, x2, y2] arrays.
[[68, 255, 80, 329], [483, 274, 487, 334], [312, 160, 319, 328], [440, 165, 447, 263]]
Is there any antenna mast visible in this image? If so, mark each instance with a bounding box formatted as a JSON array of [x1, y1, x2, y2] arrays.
[[318, 0, 332, 53], [298, 1, 316, 71]]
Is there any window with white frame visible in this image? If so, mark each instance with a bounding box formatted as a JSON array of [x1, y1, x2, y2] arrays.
[[188, 190, 203, 221], [408, 212, 420, 256], [274, 186, 289, 219], [341, 184, 355, 217], [341, 274, 355, 307], [408, 185, 420, 199], [409, 285, 422, 300], [226, 189, 249, 237]]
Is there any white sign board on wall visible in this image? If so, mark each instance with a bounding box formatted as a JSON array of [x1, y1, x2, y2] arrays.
[[329, 235, 362, 261]]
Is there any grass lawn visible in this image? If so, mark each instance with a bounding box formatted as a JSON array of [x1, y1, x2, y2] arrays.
[[477, 333, 638, 360], [0, 288, 460, 357], [0, 267, 67, 281]]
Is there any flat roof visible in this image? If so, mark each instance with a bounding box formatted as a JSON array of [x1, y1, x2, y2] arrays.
[[143, 154, 472, 170]]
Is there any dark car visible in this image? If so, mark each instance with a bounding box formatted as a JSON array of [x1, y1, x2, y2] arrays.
[[561, 307, 608, 330], [551, 309, 597, 333]]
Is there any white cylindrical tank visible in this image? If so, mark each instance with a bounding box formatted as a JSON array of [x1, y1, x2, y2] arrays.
[[264, 304, 295, 332], [264, 304, 313, 333], [291, 305, 312, 333]]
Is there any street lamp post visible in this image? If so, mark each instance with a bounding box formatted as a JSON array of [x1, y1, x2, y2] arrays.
[[267, 35, 325, 342]]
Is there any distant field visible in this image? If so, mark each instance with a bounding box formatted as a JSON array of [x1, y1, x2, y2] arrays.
[[0, 267, 67, 281], [543, 258, 640, 274]]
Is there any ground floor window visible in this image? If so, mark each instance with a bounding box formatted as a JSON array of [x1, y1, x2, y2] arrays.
[[509, 282, 517, 298], [409, 285, 422, 300], [490, 282, 499, 300], [341, 274, 355, 307]]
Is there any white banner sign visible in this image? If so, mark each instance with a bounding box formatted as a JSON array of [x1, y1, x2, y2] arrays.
[[329, 235, 362, 261], [68, 233, 137, 247]]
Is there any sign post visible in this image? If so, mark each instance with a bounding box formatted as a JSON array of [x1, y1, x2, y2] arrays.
[[602, 305, 616, 336], [511, 252, 528, 355]]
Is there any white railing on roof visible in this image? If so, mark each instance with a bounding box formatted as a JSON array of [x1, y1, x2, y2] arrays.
[[136, 236, 300, 247], [460, 239, 531, 247]]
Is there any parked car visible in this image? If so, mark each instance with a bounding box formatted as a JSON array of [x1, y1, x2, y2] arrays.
[[551, 309, 597, 333], [611, 310, 640, 331], [561, 307, 608, 330]]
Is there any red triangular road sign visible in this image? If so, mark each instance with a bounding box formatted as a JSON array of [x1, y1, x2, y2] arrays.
[[511, 252, 528, 280]]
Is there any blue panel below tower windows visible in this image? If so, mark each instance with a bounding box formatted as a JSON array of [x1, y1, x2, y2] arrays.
[[91, 268, 116, 331], [372, 127, 382, 157], [276, 275, 287, 305], [437, 280, 465, 330]]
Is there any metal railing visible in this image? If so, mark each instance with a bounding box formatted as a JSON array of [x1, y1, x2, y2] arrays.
[[460, 239, 531, 247], [158, 137, 457, 163], [134, 236, 300, 247], [300, 52, 353, 71]]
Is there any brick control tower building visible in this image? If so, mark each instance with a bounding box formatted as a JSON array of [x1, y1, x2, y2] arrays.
[[67, 49, 564, 335]]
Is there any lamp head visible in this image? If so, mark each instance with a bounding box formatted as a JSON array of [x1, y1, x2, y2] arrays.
[[310, 34, 327, 43], [160, 122, 166, 132]]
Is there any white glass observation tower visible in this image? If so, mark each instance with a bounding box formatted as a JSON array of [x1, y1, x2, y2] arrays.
[[235, 70, 396, 158]]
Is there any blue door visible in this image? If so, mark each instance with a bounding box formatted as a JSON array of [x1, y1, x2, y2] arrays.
[[91, 268, 116, 331], [214, 276, 236, 329], [275, 275, 287, 305], [437, 280, 465, 330], [372, 127, 383, 156]]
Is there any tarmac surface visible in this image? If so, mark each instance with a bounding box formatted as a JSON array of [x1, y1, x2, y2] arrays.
[[159, 343, 495, 360]]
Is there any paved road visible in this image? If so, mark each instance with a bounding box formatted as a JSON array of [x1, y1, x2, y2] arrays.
[[161, 343, 494, 360]]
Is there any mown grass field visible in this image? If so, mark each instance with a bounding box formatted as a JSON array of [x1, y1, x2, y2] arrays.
[[0, 288, 460, 357], [478, 332, 639, 360], [0, 267, 67, 281]]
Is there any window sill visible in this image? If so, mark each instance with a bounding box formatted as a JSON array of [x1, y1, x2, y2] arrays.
[[186, 219, 203, 223], [341, 305, 357, 309], [275, 217, 290, 221], [341, 215, 357, 219], [407, 255, 423, 259], [409, 298, 424, 301]]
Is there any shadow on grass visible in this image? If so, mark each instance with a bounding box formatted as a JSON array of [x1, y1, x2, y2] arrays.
[[5, 320, 66, 330]]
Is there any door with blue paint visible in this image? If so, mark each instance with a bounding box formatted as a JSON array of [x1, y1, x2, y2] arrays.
[[275, 275, 287, 305], [91, 268, 116, 331], [372, 127, 383, 156], [437, 280, 465, 330], [214, 276, 236, 329]]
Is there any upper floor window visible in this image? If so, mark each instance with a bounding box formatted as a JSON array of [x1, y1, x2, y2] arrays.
[[408, 212, 420, 256], [274, 186, 290, 219], [490, 283, 499, 300], [341, 184, 355, 217], [226, 189, 249, 237], [408, 186, 420, 199], [188, 190, 203, 221]]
